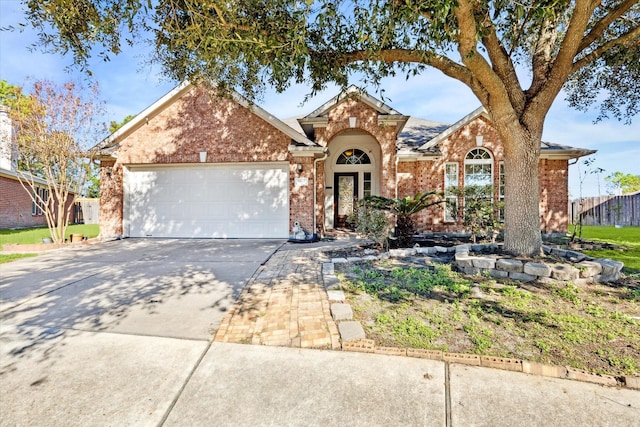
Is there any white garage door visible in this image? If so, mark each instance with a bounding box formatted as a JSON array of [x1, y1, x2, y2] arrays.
[[124, 163, 289, 238]]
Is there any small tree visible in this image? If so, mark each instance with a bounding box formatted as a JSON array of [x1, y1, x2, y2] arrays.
[[348, 198, 392, 250], [10, 80, 105, 243], [449, 185, 503, 243], [571, 157, 598, 242], [366, 191, 444, 247]]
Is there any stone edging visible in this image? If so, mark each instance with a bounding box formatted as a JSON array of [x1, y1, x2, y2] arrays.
[[321, 253, 637, 391]]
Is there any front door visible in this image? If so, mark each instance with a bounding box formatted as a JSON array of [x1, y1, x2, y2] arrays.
[[334, 172, 359, 228]]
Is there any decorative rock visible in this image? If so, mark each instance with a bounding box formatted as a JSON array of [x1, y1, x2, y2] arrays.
[[331, 303, 353, 321], [509, 272, 537, 282], [434, 246, 448, 253], [550, 264, 580, 281], [551, 248, 568, 257], [565, 250, 586, 262], [390, 248, 417, 257], [576, 260, 602, 277], [496, 258, 523, 273], [416, 246, 437, 255], [471, 244, 485, 252], [327, 290, 346, 302], [363, 255, 378, 261], [596, 258, 624, 276], [454, 253, 474, 268], [542, 245, 553, 255], [461, 267, 482, 276], [324, 275, 343, 290], [363, 248, 377, 255], [338, 321, 366, 342], [347, 257, 362, 263], [322, 262, 334, 275], [472, 257, 496, 269], [456, 244, 471, 253], [488, 269, 509, 279], [331, 257, 348, 263], [523, 262, 552, 277]]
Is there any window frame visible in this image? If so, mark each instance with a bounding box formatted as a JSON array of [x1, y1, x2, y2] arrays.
[[444, 162, 459, 222]]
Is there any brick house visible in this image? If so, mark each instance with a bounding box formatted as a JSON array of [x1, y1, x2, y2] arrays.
[[0, 105, 78, 229], [93, 83, 594, 239]]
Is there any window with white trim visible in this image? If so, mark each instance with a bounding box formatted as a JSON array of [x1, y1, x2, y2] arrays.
[[464, 148, 493, 187], [444, 163, 458, 222], [32, 187, 49, 216]]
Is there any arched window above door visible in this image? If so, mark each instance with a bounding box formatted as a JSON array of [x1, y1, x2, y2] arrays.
[[336, 149, 371, 164]]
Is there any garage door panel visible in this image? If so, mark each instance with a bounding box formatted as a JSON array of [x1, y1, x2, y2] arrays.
[[125, 164, 289, 238]]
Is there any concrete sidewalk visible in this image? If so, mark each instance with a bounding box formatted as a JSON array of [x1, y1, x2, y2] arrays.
[[2, 339, 638, 426]]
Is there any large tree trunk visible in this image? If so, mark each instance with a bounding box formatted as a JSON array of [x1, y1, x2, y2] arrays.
[[499, 122, 543, 257]]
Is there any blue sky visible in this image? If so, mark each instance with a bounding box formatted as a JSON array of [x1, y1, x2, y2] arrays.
[[1, 0, 638, 198]]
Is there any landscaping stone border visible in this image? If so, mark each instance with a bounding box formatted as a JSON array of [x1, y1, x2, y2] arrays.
[[322, 246, 637, 390]]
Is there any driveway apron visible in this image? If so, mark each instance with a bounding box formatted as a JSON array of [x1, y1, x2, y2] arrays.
[[0, 238, 282, 425]]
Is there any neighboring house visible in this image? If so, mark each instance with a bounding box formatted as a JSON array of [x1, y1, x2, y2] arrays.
[[0, 105, 76, 229], [93, 83, 595, 239]]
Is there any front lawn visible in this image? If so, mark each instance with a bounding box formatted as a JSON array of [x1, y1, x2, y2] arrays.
[[0, 224, 100, 264], [337, 259, 640, 377], [0, 224, 100, 250], [577, 226, 640, 272]]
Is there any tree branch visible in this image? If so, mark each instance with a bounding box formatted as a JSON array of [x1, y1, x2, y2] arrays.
[[453, 0, 514, 120], [480, 15, 526, 113], [572, 24, 640, 72], [527, 0, 599, 120], [578, 0, 638, 53]]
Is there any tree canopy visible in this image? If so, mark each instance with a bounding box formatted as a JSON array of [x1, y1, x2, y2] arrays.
[[9, 79, 105, 243], [605, 171, 640, 195], [17, 0, 640, 256]]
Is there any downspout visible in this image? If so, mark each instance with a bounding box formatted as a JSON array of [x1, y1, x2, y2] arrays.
[[395, 152, 399, 200], [314, 148, 329, 238]]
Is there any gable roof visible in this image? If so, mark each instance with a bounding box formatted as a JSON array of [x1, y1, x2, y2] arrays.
[[397, 106, 595, 160], [304, 85, 402, 118], [92, 82, 319, 157], [296, 85, 410, 140]]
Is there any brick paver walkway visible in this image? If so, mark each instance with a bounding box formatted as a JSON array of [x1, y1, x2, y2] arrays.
[[214, 247, 340, 349]]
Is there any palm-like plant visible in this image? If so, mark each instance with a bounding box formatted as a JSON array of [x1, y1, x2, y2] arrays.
[[365, 191, 444, 247]]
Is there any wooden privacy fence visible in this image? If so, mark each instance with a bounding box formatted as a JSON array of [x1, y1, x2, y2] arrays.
[[570, 193, 640, 226]]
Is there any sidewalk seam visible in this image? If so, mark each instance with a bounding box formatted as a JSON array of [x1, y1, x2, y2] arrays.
[[157, 340, 213, 427], [445, 362, 452, 427]]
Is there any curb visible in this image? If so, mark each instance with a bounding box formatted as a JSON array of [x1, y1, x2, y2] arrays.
[[322, 255, 639, 392]]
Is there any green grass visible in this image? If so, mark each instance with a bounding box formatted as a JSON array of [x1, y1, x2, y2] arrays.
[[577, 226, 640, 272], [0, 224, 100, 249], [0, 253, 38, 264], [339, 260, 640, 376]]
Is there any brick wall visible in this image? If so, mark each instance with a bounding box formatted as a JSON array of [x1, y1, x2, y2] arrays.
[[398, 116, 569, 234], [0, 174, 77, 230], [99, 86, 302, 237], [0, 175, 46, 228], [538, 159, 569, 233]]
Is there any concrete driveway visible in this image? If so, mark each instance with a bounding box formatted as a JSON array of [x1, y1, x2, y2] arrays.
[[0, 238, 282, 424], [0, 238, 282, 339]]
